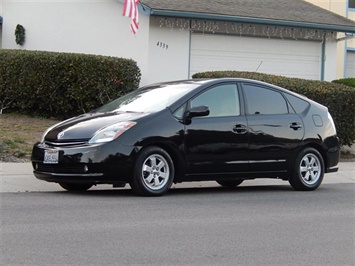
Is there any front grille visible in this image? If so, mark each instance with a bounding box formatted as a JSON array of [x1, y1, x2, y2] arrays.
[[36, 163, 87, 174], [44, 141, 88, 147]]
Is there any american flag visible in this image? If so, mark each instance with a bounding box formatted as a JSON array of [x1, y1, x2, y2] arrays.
[[123, 0, 140, 34]]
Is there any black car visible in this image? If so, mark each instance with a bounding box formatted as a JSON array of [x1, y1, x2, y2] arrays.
[[32, 78, 340, 196]]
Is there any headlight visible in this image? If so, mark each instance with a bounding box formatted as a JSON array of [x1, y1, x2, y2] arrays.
[[89, 122, 136, 144]]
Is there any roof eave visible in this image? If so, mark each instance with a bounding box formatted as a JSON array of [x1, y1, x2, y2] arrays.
[[147, 9, 355, 34]]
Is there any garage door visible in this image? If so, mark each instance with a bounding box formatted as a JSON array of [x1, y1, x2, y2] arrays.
[[346, 51, 355, 78], [190, 34, 321, 80]]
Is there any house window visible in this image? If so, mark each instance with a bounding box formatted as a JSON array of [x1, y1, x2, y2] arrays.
[[349, 0, 355, 8]]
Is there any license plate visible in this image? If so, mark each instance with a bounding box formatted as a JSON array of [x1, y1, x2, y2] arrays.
[[44, 150, 59, 164]]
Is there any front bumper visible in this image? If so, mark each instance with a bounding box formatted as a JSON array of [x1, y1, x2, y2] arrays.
[[31, 141, 137, 184]]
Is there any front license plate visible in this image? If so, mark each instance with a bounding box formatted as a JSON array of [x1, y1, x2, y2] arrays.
[[44, 150, 59, 164]]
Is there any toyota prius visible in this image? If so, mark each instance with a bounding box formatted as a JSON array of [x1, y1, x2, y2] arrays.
[[32, 78, 340, 196]]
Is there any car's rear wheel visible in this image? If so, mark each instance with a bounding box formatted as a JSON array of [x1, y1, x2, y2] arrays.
[[289, 147, 324, 191], [59, 183, 93, 191], [130, 146, 174, 196], [217, 180, 243, 188]]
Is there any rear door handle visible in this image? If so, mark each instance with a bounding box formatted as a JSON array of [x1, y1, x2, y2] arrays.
[[233, 124, 247, 134], [290, 122, 302, 130]]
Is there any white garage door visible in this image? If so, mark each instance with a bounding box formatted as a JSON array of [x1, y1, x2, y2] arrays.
[[190, 34, 321, 80], [346, 51, 355, 78]]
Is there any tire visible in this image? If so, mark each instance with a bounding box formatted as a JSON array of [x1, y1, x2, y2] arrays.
[[216, 180, 243, 188], [130, 146, 174, 196], [59, 183, 93, 191], [289, 147, 324, 191]]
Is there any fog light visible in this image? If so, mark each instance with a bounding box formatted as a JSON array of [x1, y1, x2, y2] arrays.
[[83, 165, 89, 173], [35, 163, 39, 170]]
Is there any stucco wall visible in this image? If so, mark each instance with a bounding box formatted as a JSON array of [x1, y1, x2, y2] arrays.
[[305, 0, 346, 16], [0, 0, 343, 84], [1, 0, 151, 84], [0, 0, 2, 49], [306, 0, 355, 78], [324, 39, 338, 81], [146, 17, 190, 83], [348, 10, 355, 48]]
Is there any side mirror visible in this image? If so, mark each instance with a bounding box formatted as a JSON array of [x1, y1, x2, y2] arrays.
[[184, 105, 209, 124]]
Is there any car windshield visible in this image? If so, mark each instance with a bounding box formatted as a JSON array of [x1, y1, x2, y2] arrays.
[[95, 83, 197, 113]]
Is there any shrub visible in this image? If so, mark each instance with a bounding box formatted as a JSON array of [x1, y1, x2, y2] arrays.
[[192, 71, 355, 146], [332, 78, 355, 88], [0, 49, 141, 119]]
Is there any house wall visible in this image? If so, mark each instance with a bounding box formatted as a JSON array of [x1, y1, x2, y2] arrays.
[[346, 3, 355, 78], [0, 0, 345, 84], [349, 10, 355, 48], [146, 16, 190, 83], [1, 0, 152, 85], [324, 39, 338, 80], [0, 25, 2, 49], [306, 0, 346, 16], [0, 0, 3, 49], [306, 0, 355, 78], [347, 8, 355, 77]]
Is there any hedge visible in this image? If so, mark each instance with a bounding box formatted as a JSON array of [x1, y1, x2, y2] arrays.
[[0, 49, 141, 119], [333, 78, 355, 88], [192, 71, 355, 147]]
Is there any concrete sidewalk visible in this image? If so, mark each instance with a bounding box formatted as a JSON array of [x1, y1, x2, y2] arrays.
[[1, 162, 354, 193]]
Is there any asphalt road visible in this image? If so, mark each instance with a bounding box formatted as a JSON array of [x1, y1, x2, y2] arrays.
[[1, 163, 355, 265]]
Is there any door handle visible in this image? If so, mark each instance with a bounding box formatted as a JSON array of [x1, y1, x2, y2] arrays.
[[290, 122, 302, 130], [233, 124, 247, 134]]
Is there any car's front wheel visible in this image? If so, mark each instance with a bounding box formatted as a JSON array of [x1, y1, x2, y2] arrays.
[[130, 146, 174, 196], [59, 183, 93, 191], [289, 147, 324, 191]]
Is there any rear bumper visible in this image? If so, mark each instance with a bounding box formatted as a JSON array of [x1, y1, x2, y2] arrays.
[[325, 165, 339, 173], [324, 135, 340, 174]]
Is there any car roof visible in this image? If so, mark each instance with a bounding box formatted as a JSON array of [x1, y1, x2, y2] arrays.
[[141, 78, 295, 94], [141, 77, 321, 107]]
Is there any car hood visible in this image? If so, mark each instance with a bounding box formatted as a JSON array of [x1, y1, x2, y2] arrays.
[[44, 112, 148, 142]]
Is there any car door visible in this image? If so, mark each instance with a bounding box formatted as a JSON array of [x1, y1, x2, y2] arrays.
[[184, 83, 249, 176], [241, 83, 305, 173]]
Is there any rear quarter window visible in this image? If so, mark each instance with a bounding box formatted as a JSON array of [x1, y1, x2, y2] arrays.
[[284, 93, 310, 114]]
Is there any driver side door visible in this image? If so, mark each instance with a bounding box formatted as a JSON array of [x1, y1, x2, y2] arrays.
[[183, 83, 249, 176]]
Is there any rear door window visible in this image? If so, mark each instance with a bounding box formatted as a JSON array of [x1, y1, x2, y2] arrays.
[[243, 84, 289, 115]]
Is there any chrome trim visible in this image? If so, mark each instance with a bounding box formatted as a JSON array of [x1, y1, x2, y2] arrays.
[[249, 160, 286, 163], [226, 161, 248, 164], [326, 166, 339, 173], [34, 171, 104, 177], [45, 141, 87, 147]]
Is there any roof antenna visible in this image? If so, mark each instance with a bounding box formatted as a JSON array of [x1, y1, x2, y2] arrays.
[[255, 61, 263, 72]]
